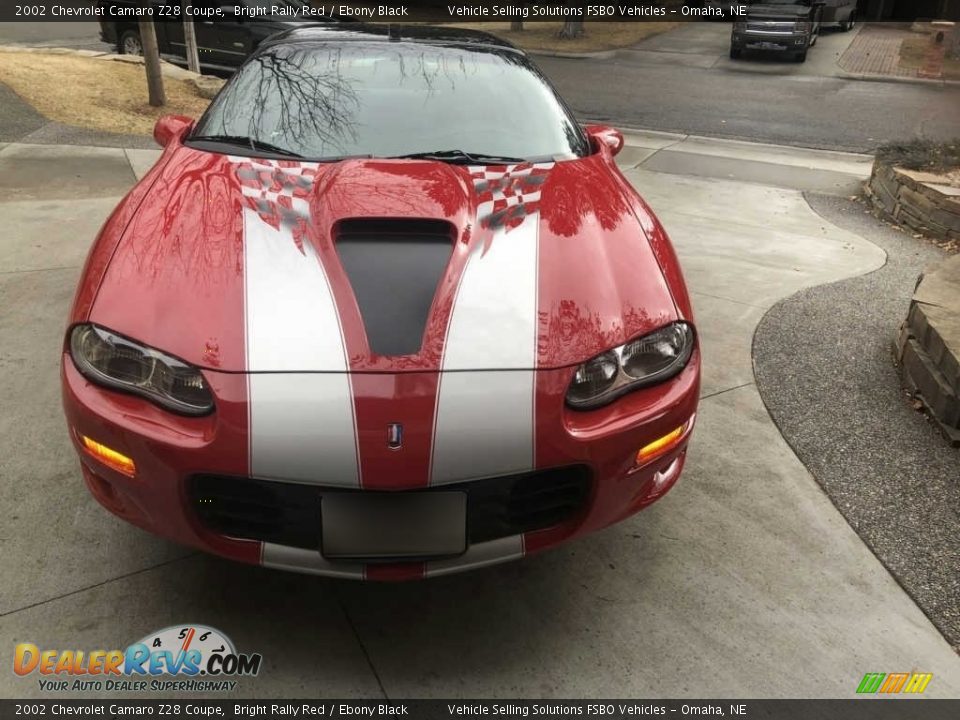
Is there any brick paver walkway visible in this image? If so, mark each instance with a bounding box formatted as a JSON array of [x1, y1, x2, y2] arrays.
[[838, 24, 916, 78]]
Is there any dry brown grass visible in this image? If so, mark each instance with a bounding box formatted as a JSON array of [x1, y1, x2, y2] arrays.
[[438, 21, 682, 54], [0, 53, 210, 136], [877, 138, 960, 175], [898, 36, 960, 81]]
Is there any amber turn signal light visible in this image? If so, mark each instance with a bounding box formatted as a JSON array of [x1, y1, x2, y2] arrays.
[[80, 435, 136, 478], [635, 417, 694, 467]]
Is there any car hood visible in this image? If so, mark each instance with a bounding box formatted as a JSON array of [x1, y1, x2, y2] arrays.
[[90, 145, 679, 372]]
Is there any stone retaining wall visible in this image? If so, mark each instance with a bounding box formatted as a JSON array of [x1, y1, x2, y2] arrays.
[[867, 162, 960, 243], [897, 255, 960, 446]]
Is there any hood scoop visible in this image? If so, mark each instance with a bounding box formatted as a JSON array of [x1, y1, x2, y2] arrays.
[[335, 218, 455, 357]]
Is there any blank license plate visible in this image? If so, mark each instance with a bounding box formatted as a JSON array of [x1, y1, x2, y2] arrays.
[[321, 492, 466, 560]]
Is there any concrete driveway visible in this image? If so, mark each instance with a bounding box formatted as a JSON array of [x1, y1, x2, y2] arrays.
[[1, 136, 959, 698]]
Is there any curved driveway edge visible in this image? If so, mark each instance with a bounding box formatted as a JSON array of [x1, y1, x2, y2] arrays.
[[753, 193, 960, 650]]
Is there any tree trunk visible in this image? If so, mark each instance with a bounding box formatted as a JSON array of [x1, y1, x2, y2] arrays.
[[947, 24, 960, 60], [139, 20, 166, 107], [182, 3, 200, 74], [558, 20, 585, 40], [510, 21, 524, 31]]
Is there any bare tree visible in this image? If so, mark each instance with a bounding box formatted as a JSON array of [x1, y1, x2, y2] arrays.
[[182, 1, 200, 74], [139, 21, 166, 106], [558, 20, 585, 40], [558, 1, 586, 40]]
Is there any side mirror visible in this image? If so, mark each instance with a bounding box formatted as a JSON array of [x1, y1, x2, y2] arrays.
[[584, 124, 625, 157], [153, 115, 194, 148]]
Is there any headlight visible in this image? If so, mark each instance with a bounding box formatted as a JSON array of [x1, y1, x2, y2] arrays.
[[69, 324, 214, 416], [733, 21, 747, 30], [566, 322, 695, 410], [795, 21, 811, 32]]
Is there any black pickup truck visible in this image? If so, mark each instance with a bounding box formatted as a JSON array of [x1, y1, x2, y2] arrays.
[[97, 0, 318, 72], [729, 0, 827, 63]]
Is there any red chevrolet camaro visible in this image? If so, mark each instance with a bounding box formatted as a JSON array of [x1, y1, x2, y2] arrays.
[[62, 23, 700, 580]]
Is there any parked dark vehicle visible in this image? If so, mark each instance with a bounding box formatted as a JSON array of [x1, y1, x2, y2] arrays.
[[820, 0, 858, 30], [97, 0, 318, 73], [730, 0, 827, 63]]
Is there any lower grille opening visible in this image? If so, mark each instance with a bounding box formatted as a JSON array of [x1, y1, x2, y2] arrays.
[[189, 466, 591, 551]]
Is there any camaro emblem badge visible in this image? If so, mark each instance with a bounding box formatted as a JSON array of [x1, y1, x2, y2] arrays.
[[387, 423, 403, 450]]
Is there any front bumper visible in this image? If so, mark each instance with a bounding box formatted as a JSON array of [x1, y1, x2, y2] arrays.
[[732, 31, 810, 51], [62, 349, 700, 580]]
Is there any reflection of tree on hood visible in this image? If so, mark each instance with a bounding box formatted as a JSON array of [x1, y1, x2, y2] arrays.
[[122, 154, 244, 282], [538, 299, 654, 368], [373, 163, 472, 217], [541, 158, 628, 238]]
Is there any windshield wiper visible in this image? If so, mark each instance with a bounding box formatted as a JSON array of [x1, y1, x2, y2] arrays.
[[387, 149, 528, 165], [188, 134, 305, 158]]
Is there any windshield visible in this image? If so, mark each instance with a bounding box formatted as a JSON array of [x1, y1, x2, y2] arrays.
[[191, 42, 588, 161]]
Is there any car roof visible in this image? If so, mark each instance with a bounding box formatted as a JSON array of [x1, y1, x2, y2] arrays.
[[260, 22, 523, 55]]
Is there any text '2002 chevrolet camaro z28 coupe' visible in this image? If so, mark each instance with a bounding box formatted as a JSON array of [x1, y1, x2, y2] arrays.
[[61, 23, 701, 580]]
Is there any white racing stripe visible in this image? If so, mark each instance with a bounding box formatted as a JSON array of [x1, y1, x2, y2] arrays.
[[261, 542, 364, 580], [261, 536, 524, 579], [440, 213, 540, 371], [430, 211, 540, 485], [426, 535, 525, 577], [430, 371, 535, 484], [242, 199, 359, 487]]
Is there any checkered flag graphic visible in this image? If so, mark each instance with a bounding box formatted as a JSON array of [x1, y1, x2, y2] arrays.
[[469, 162, 554, 231], [231, 157, 320, 253]]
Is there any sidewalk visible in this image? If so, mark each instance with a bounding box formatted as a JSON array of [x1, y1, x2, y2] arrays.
[[617, 129, 873, 196], [838, 22, 960, 84], [839, 23, 916, 78]]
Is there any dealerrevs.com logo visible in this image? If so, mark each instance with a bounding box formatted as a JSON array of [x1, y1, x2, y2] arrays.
[[13, 624, 262, 692]]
